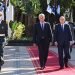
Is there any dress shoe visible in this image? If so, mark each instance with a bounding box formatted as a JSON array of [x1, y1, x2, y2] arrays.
[[0, 57, 4, 66], [68, 54, 71, 59], [43, 65, 45, 68], [40, 67, 44, 70], [65, 64, 69, 68], [59, 67, 64, 69], [40, 66, 45, 70], [0, 67, 1, 71], [1, 60, 4, 66]]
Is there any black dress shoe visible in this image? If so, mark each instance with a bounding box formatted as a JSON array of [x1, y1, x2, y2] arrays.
[[0, 67, 1, 71], [43, 65, 45, 68], [68, 55, 71, 59], [65, 64, 69, 68], [0, 57, 4, 66], [1, 60, 4, 66], [59, 67, 64, 69], [40, 67, 44, 70], [40, 66, 45, 70]]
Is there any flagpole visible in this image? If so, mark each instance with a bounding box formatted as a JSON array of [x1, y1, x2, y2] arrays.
[[47, 0, 50, 5], [54, 0, 60, 23], [47, 0, 51, 22], [53, 0, 56, 23]]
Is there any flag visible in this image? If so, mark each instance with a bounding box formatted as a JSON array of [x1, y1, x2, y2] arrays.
[[51, 5, 56, 15], [46, 5, 52, 14], [0, 2, 4, 11], [57, 0, 60, 15], [57, 5, 60, 15], [47, 0, 51, 5]]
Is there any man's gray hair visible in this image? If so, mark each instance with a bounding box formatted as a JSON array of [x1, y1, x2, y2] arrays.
[[59, 16, 65, 20], [39, 13, 45, 17]]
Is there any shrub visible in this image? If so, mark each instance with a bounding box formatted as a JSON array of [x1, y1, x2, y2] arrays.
[[10, 21, 25, 40]]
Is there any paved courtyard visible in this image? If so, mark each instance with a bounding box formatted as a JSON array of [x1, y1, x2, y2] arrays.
[[0, 46, 75, 75], [0, 46, 36, 75]]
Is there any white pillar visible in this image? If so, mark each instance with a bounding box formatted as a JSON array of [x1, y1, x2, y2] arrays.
[[6, 0, 14, 22], [70, 9, 73, 22], [6, 0, 14, 38], [47, 0, 51, 5]]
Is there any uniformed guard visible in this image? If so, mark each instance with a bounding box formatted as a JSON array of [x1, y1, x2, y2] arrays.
[[0, 12, 8, 70]]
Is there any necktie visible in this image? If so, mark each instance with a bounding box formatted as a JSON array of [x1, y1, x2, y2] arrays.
[[0, 21, 1, 24], [42, 24, 44, 30], [61, 25, 64, 31]]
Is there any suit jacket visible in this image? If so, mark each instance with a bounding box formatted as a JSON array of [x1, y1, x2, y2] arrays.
[[33, 22, 52, 44], [68, 22, 75, 40], [54, 24, 72, 44], [0, 20, 8, 37]]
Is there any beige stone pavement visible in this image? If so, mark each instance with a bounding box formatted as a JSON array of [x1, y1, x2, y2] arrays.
[[0, 46, 36, 75], [0, 46, 75, 75]]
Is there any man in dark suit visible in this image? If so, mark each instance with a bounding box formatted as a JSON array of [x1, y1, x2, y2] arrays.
[[54, 16, 72, 69], [65, 21, 75, 59], [33, 13, 52, 70], [0, 12, 8, 70]]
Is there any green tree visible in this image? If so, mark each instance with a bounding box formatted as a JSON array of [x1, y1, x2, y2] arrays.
[[10, 0, 41, 15], [60, 0, 75, 14], [10, 0, 42, 37], [39, 0, 75, 14]]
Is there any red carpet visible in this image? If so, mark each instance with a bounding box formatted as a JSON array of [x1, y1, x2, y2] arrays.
[[27, 46, 75, 75]]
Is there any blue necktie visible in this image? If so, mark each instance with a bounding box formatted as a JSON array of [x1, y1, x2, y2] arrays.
[[61, 25, 64, 31], [42, 24, 44, 30]]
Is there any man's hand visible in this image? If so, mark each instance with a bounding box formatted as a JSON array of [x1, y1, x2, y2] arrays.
[[49, 42, 52, 46], [33, 43, 36, 47], [70, 41, 74, 46], [55, 42, 58, 46]]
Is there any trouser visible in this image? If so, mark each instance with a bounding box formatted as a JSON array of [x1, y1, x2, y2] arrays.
[[0, 37, 5, 58], [68, 44, 74, 59], [70, 44, 73, 53], [38, 39, 49, 67], [0, 44, 3, 57], [0, 37, 5, 70], [58, 42, 69, 67]]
